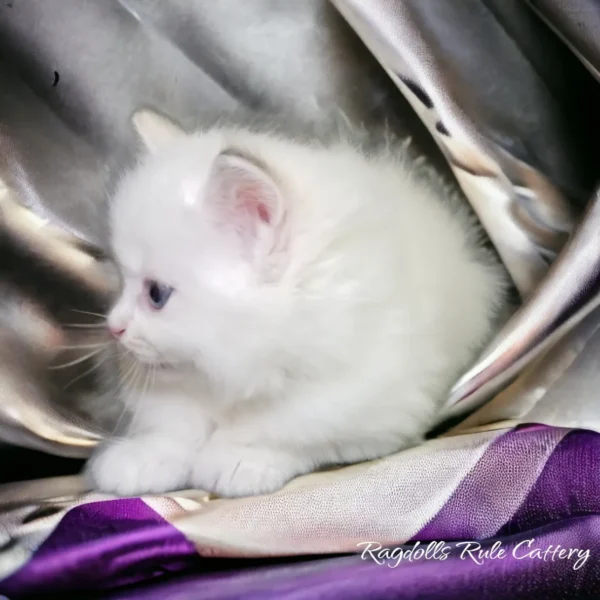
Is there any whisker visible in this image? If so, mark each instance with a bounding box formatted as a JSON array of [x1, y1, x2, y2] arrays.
[[124, 376, 144, 434], [49, 348, 104, 370], [63, 353, 111, 391], [112, 353, 141, 435], [55, 343, 110, 350], [128, 362, 152, 431], [127, 362, 143, 400], [62, 323, 107, 330], [117, 354, 138, 395], [70, 309, 107, 318]]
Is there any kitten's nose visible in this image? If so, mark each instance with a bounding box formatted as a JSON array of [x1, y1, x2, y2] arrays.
[[109, 326, 126, 340]]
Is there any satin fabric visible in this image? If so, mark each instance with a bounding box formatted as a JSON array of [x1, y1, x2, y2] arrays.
[[2, 0, 600, 597]]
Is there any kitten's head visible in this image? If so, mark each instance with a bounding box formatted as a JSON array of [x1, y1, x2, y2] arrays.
[[107, 112, 290, 382]]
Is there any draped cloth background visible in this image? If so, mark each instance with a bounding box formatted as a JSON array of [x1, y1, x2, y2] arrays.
[[2, 0, 600, 597]]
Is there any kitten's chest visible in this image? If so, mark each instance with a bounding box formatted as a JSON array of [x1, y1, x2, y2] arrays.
[[151, 369, 238, 415]]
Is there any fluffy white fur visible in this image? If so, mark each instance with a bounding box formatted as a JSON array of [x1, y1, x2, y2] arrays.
[[87, 114, 508, 498]]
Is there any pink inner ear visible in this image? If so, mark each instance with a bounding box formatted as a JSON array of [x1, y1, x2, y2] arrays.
[[236, 182, 272, 225], [257, 203, 270, 224], [209, 151, 285, 253]]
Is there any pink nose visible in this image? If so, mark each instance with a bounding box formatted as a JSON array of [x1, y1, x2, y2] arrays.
[[109, 326, 126, 339]]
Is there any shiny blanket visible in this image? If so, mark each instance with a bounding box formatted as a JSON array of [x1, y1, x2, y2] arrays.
[[2, 0, 600, 598], [2, 425, 600, 597]]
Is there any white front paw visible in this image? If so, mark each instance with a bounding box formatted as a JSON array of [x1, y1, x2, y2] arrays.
[[86, 436, 192, 496], [190, 436, 305, 498]]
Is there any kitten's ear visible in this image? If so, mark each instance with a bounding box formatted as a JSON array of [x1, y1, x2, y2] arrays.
[[206, 150, 286, 254], [132, 110, 185, 153]]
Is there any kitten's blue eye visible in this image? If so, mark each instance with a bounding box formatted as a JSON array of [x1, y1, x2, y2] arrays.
[[146, 280, 173, 310]]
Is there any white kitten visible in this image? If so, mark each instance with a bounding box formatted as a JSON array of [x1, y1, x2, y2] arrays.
[[87, 113, 508, 498]]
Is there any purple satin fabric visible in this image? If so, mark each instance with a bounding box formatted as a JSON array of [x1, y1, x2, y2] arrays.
[[498, 428, 600, 536], [416, 425, 565, 540], [99, 518, 600, 599], [3, 427, 600, 598], [0, 499, 198, 596]]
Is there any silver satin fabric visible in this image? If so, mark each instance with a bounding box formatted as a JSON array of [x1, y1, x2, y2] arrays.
[[0, 0, 599, 455], [332, 0, 600, 417]]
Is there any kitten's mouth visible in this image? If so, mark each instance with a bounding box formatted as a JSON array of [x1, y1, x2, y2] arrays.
[[124, 347, 186, 371], [136, 357, 174, 370], [126, 352, 173, 370]]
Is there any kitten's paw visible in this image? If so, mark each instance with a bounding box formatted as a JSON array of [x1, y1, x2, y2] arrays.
[[86, 437, 191, 496], [191, 437, 304, 498]]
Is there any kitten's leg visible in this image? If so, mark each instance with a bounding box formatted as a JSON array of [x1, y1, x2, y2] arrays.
[[190, 427, 311, 498], [86, 390, 211, 496], [190, 381, 431, 498]]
